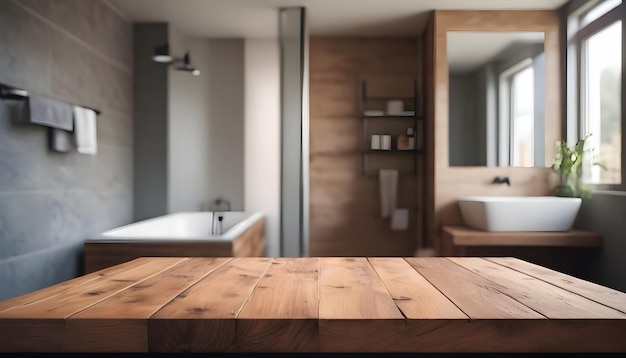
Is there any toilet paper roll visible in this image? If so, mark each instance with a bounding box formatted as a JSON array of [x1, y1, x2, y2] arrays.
[[381, 134, 391, 150], [371, 134, 381, 149], [391, 208, 409, 231]]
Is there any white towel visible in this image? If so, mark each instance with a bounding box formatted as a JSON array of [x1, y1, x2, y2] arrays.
[[73, 106, 97, 155], [391, 208, 409, 230], [379, 169, 398, 218]]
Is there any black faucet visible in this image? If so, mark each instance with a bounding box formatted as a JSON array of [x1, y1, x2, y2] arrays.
[[215, 197, 231, 211], [492, 176, 510, 186]]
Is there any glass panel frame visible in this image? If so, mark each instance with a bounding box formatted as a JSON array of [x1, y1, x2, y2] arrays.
[[573, 4, 624, 190]]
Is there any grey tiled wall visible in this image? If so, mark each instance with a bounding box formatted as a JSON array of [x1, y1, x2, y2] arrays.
[[0, 0, 133, 300]]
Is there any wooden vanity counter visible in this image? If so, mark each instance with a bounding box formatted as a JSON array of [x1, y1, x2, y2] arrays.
[[0, 257, 625, 353], [442, 226, 602, 247]]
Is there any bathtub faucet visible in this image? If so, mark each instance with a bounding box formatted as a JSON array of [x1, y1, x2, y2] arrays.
[[200, 197, 231, 212], [214, 197, 231, 211]]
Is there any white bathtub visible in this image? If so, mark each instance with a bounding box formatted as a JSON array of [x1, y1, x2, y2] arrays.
[[90, 211, 264, 242], [84, 211, 266, 273]]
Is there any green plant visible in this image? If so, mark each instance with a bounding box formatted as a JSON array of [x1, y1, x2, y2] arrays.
[[551, 134, 606, 198]]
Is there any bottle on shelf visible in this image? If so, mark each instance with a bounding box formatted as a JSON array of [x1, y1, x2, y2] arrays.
[[381, 134, 392, 150], [397, 128, 415, 150], [407, 128, 415, 150], [371, 134, 381, 150]]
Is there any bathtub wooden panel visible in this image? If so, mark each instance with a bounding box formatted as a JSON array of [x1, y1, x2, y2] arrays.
[[84, 242, 233, 274], [232, 216, 266, 257], [83, 217, 267, 274]]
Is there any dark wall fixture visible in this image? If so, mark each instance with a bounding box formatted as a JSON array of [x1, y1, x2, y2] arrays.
[[151, 44, 200, 76]]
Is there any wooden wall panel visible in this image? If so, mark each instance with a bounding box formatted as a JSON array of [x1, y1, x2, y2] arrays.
[[309, 37, 420, 257]]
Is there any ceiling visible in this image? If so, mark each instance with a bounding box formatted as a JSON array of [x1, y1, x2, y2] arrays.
[[104, 0, 569, 39]]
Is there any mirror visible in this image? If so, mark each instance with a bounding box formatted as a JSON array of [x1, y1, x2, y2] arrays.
[[447, 31, 546, 167]]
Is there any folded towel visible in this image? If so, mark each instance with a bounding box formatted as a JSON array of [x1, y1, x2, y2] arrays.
[[379, 169, 398, 218], [49, 128, 72, 152], [73, 106, 97, 155], [27, 94, 73, 131], [391, 208, 409, 231]]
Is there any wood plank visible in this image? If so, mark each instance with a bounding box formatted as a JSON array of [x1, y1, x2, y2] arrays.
[[486, 257, 626, 314], [0, 257, 186, 352], [64, 257, 231, 352], [368, 257, 467, 319], [401, 257, 626, 352], [149, 257, 272, 352], [318, 257, 404, 352], [449, 257, 625, 319], [447, 257, 626, 351], [405, 319, 626, 353], [443, 226, 602, 247], [404, 257, 544, 319], [0, 257, 165, 313], [236, 258, 319, 352]]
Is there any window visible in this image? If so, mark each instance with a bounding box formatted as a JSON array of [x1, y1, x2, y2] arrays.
[[499, 59, 535, 167], [581, 21, 621, 184], [569, 0, 624, 188]]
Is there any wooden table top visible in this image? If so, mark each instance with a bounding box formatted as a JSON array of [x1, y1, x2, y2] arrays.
[[0, 257, 625, 353]]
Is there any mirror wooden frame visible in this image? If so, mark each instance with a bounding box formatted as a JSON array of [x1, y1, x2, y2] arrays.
[[423, 10, 562, 255], [434, 10, 561, 170]]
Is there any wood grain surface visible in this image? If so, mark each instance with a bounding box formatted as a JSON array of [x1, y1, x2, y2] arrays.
[[0, 256, 625, 353], [443, 226, 602, 247], [236, 258, 320, 352], [149, 257, 271, 352], [309, 37, 420, 257]]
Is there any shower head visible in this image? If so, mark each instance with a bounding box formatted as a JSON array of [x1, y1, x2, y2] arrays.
[[151, 44, 174, 64], [175, 52, 201, 76], [151, 45, 200, 76]]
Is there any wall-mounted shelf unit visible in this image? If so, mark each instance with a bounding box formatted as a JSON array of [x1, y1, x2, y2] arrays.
[[359, 78, 421, 176]]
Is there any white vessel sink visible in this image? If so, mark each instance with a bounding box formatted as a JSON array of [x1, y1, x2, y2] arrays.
[[458, 196, 582, 232]]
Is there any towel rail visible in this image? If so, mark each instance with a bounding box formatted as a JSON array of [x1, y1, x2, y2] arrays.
[[0, 83, 101, 115]]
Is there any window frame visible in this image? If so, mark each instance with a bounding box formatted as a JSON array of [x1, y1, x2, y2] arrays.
[[499, 58, 535, 167], [567, 1, 625, 191]]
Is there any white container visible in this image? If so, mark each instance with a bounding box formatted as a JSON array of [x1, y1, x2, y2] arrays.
[[386, 100, 404, 115], [371, 134, 381, 149], [381, 134, 391, 150]]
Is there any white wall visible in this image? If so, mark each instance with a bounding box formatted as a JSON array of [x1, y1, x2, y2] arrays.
[[165, 29, 279, 256], [167, 28, 245, 213], [168, 29, 212, 213], [207, 40, 245, 211], [244, 39, 281, 257]]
